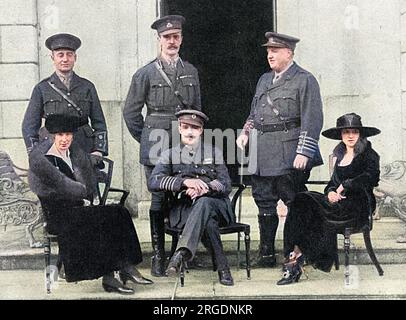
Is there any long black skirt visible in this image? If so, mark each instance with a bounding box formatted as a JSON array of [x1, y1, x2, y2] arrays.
[[284, 191, 369, 272], [48, 204, 143, 282]]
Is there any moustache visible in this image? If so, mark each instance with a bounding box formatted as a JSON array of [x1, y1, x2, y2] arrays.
[[168, 46, 178, 50]]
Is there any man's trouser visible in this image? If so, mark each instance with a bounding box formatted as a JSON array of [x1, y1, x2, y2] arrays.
[[145, 166, 166, 277], [251, 170, 309, 266]]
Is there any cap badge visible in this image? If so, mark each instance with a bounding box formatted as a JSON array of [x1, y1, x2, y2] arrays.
[[166, 22, 173, 28], [192, 115, 196, 119]]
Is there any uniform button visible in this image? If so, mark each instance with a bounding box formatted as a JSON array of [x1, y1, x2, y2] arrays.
[[98, 134, 103, 139], [67, 93, 71, 96], [178, 170, 182, 173], [68, 104, 72, 106], [196, 175, 199, 178], [194, 165, 198, 168], [260, 117, 264, 121], [147, 125, 151, 129], [99, 144, 102, 147], [262, 104, 265, 107], [50, 99, 54, 102], [211, 169, 214, 172], [159, 84, 162, 87], [283, 96, 286, 99]]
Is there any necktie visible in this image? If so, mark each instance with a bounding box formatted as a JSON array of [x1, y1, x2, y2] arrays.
[[61, 76, 70, 89], [273, 75, 280, 84], [169, 60, 176, 71]]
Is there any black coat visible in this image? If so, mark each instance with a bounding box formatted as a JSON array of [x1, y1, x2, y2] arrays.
[[28, 140, 142, 282], [283, 140, 380, 271], [22, 72, 108, 155], [123, 58, 201, 165]]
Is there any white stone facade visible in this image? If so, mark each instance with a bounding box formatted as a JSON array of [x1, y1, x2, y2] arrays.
[[1, 0, 405, 217]]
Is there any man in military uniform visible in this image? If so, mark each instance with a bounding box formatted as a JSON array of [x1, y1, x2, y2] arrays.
[[236, 32, 323, 267], [148, 109, 234, 286], [22, 33, 108, 157], [123, 15, 201, 276]]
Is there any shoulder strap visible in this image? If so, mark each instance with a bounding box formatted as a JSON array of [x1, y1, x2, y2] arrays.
[[47, 81, 83, 116], [154, 61, 188, 108]]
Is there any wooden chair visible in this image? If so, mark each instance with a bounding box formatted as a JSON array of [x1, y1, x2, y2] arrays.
[[43, 157, 129, 293], [306, 155, 384, 282], [164, 183, 251, 287]]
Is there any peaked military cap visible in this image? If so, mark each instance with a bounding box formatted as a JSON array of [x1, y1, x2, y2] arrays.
[[322, 113, 381, 140], [45, 114, 81, 134], [45, 33, 81, 51], [151, 15, 185, 35], [175, 109, 209, 127], [262, 32, 300, 51]]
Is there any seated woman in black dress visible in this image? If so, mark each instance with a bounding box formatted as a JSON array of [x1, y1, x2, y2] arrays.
[[277, 113, 380, 285], [28, 114, 152, 294]]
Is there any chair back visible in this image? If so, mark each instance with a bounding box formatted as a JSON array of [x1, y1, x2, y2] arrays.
[[94, 157, 114, 206]]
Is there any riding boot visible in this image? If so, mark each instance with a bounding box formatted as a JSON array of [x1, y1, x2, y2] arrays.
[[255, 213, 279, 267], [149, 210, 166, 277]]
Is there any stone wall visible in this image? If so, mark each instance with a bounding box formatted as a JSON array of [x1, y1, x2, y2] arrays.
[[0, 0, 159, 218], [0, 0, 38, 169], [1, 0, 406, 218], [401, 0, 406, 159], [278, 0, 403, 180]]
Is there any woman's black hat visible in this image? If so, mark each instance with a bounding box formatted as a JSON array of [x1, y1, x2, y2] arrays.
[[45, 114, 81, 134], [322, 113, 381, 140]]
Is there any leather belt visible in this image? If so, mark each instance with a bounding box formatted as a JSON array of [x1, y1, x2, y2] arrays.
[[254, 119, 300, 132], [148, 113, 177, 118]]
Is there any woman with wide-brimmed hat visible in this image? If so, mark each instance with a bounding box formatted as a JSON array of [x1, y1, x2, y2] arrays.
[[28, 114, 153, 294], [276, 113, 381, 285]]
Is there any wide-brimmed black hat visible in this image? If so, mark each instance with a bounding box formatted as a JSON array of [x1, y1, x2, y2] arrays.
[[45, 114, 81, 134], [45, 33, 81, 51], [175, 109, 209, 127], [322, 113, 381, 140]]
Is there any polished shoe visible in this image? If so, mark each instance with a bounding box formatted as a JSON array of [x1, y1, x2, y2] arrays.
[[102, 277, 134, 295], [276, 253, 305, 286], [218, 269, 234, 286], [119, 268, 154, 285], [165, 249, 189, 277]]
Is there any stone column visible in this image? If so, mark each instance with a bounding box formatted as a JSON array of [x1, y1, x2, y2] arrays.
[[0, 0, 39, 168]]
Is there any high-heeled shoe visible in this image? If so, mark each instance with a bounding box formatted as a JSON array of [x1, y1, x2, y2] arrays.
[[102, 276, 134, 295], [119, 267, 154, 285], [276, 253, 305, 285]]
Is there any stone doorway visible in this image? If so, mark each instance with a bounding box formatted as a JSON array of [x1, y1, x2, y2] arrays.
[[161, 0, 274, 183]]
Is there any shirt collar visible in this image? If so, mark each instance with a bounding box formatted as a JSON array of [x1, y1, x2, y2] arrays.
[[274, 61, 294, 78]]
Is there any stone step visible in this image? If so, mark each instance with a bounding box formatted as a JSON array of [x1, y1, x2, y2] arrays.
[[1, 265, 405, 300], [0, 217, 405, 270]]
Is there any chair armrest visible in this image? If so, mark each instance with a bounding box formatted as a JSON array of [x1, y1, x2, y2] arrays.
[[107, 187, 130, 206]]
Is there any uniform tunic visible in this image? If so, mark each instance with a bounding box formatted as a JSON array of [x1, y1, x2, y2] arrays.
[[244, 62, 323, 176], [123, 58, 201, 165], [22, 72, 108, 155], [148, 143, 234, 259]]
